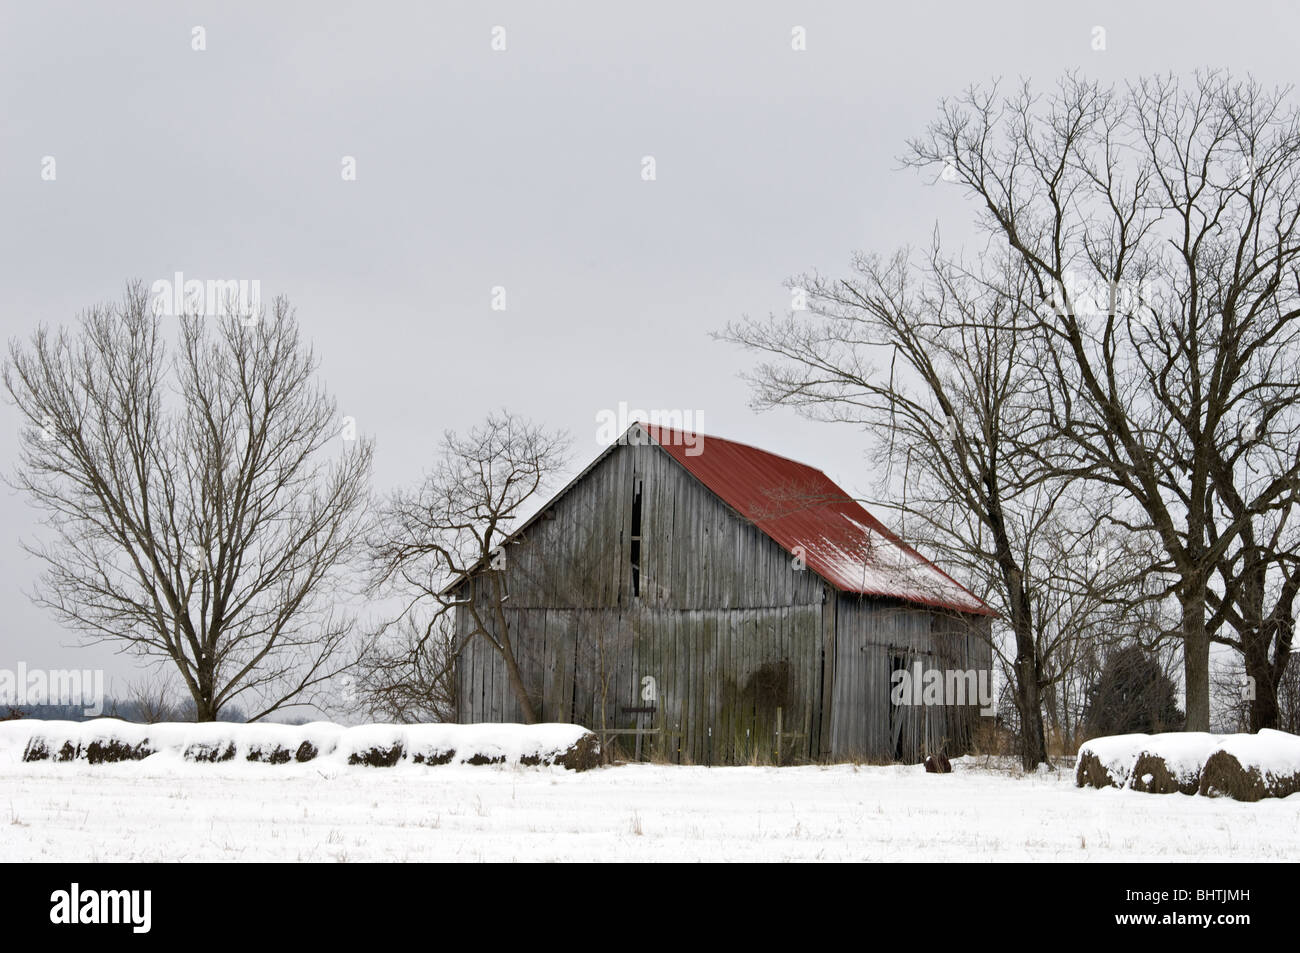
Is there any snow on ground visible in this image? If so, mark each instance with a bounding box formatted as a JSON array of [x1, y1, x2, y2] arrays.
[[0, 755, 1296, 862]]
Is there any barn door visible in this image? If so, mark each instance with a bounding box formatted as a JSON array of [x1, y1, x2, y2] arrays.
[[889, 652, 907, 761]]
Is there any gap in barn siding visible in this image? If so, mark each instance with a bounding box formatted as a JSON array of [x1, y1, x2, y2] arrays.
[[630, 473, 642, 599]]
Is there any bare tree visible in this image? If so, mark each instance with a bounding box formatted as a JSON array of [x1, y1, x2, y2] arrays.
[[1205, 473, 1300, 730], [906, 71, 1300, 730], [368, 412, 569, 724], [126, 675, 177, 724], [722, 248, 1137, 767], [350, 615, 458, 723], [1278, 653, 1300, 733], [4, 283, 374, 721]]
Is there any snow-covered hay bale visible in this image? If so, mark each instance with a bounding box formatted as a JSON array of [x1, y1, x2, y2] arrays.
[[344, 724, 601, 771], [245, 726, 327, 764], [1076, 732, 1222, 792], [22, 738, 76, 762], [180, 723, 241, 763], [1129, 752, 1198, 794], [551, 730, 601, 772], [246, 743, 293, 763], [85, 737, 154, 763], [1199, 751, 1269, 801], [22, 735, 79, 763], [1, 718, 600, 771], [1075, 750, 1118, 788], [1075, 734, 1144, 788], [184, 739, 236, 763], [180, 722, 339, 764], [1128, 734, 1218, 794], [341, 724, 406, 766], [294, 741, 319, 762], [16, 720, 85, 762], [19, 719, 157, 763], [349, 747, 404, 767], [1198, 730, 1300, 802], [1076, 730, 1300, 800]]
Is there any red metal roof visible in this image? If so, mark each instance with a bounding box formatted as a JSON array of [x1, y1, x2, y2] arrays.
[[641, 424, 994, 616]]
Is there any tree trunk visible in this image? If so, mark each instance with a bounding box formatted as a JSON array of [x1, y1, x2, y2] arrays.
[[1247, 582, 1298, 731], [193, 688, 218, 722], [1248, 666, 1280, 732], [998, 551, 1048, 769], [1015, 648, 1048, 770], [499, 639, 538, 725], [1235, 559, 1276, 731], [1243, 622, 1281, 732], [1182, 585, 1210, 731], [1270, 610, 1295, 730], [489, 573, 538, 724], [191, 658, 219, 722]]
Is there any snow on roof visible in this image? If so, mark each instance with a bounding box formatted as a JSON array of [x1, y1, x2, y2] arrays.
[[641, 423, 993, 615]]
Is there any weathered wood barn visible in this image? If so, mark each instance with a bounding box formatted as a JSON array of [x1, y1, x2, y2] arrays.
[[450, 422, 994, 764]]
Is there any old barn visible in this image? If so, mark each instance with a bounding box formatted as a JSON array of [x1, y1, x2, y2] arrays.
[[450, 422, 994, 764]]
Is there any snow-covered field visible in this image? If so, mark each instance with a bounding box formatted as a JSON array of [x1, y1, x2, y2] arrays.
[[0, 755, 1296, 862]]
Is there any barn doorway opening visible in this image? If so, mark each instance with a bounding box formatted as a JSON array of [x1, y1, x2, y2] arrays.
[[629, 475, 643, 597], [889, 652, 907, 761]]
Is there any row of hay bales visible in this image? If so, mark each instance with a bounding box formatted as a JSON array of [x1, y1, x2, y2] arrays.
[[3, 719, 601, 771], [1076, 729, 1300, 801]]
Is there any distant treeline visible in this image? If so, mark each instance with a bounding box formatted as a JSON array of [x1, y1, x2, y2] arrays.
[[2, 699, 250, 723]]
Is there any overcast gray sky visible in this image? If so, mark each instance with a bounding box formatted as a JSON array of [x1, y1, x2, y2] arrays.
[[2, 0, 1296, 698]]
